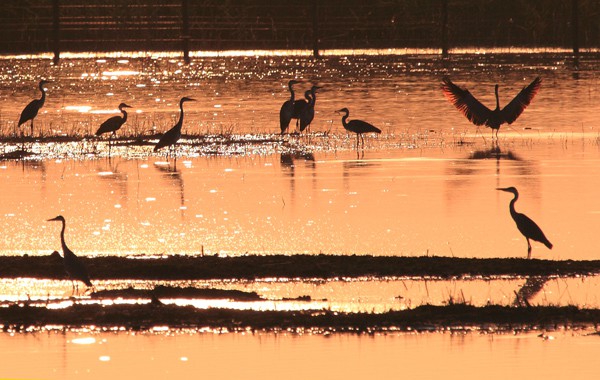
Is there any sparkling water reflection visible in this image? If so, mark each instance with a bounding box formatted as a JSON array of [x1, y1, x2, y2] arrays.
[[1, 329, 599, 379]]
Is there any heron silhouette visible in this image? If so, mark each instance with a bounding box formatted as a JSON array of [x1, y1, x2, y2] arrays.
[[18, 79, 51, 138], [96, 103, 132, 154], [336, 107, 381, 149], [299, 85, 322, 133], [279, 79, 301, 134], [497, 187, 552, 259], [154, 97, 196, 155], [441, 77, 541, 140], [47, 215, 93, 292]]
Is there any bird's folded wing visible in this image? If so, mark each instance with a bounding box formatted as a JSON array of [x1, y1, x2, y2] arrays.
[[501, 77, 541, 124], [441, 78, 492, 126]]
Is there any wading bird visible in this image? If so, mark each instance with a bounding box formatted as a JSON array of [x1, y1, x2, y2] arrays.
[[496, 187, 552, 259], [441, 77, 541, 140], [47, 215, 93, 293], [279, 79, 301, 134], [299, 85, 322, 133], [95, 103, 132, 149], [154, 97, 196, 155], [18, 79, 51, 137], [336, 107, 381, 149]]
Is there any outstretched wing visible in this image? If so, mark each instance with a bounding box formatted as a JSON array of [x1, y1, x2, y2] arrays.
[[441, 77, 492, 126], [501, 77, 541, 124]]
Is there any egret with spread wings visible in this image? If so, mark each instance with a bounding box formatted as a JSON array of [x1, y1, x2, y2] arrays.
[[441, 77, 541, 140]]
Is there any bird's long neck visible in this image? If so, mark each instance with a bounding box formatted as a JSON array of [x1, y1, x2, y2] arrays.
[[120, 107, 128, 122], [59, 219, 69, 254], [175, 100, 186, 130], [38, 83, 46, 106], [288, 83, 295, 101], [310, 91, 317, 106], [508, 192, 519, 218], [341, 112, 349, 128], [494, 85, 500, 110]]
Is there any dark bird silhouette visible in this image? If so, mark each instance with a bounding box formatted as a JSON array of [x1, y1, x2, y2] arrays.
[[279, 79, 301, 134], [441, 77, 541, 140], [154, 97, 196, 154], [497, 187, 552, 259], [292, 88, 311, 125], [336, 107, 381, 149], [18, 79, 51, 137], [96, 102, 132, 139], [47, 215, 93, 292], [299, 85, 322, 133]]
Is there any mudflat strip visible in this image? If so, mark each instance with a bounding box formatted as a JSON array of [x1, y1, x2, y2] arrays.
[[1, 253, 600, 280]]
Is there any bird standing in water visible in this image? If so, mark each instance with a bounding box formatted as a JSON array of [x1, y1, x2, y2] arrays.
[[299, 85, 322, 133], [336, 107, 381, 149], [279, 79, 301, 134], [18, 79, 51, 138], [497, 187, 552, 259], [441, 77, 541, 140], [96, 103, 132, 154], [154, 97, 196, 156], [47, 215, 93, 293]]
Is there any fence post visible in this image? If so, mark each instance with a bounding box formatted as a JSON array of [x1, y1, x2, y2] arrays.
[[441, 0, 448, 57], [571, 0, 579, 56], [312, 0, 320, 58], [182, 0, 190, 64], [52, 0, 60, 64]]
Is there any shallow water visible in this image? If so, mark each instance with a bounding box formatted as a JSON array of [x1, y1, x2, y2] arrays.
[[1, 329, 599, 379], [2, 52, 600, 378], [1, 142, 600, 260], [2, 275, 599, 313]]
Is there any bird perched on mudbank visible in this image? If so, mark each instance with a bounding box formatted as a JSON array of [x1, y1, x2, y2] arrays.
[[497, 186, 552, 259], [47, 215, 93, 292]]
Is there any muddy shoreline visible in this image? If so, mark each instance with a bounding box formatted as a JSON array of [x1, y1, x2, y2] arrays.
[[1, 253, 599, 281], [2, 303, 599, 332]]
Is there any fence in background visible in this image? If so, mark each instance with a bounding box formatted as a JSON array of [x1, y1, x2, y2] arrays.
[[0, 0, 597, 62]]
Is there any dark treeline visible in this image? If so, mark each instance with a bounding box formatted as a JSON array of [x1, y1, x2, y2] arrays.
[[0, 0, 598, 55]]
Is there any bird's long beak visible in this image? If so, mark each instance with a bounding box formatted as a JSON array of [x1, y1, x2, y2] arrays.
[[496, 187, 509, 192], [47, 216, 60, 222], [335, 109, 344, 114]]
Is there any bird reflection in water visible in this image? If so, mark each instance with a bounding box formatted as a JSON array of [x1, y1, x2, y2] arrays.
[[97, 157, 128, 204], [154, 161, 185, 219], [513, 276, 550, 307], [280, 150, 316, 205]]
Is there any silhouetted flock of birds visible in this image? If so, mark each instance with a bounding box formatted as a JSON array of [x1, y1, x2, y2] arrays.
[[16, 75, 549, 293]]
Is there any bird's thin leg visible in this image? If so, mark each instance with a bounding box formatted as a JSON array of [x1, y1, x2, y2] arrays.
[[30, 120, 34, 139], [527, 239, 532, 259], [361, 134, 365, 149], [355, 134, 359, 150]]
